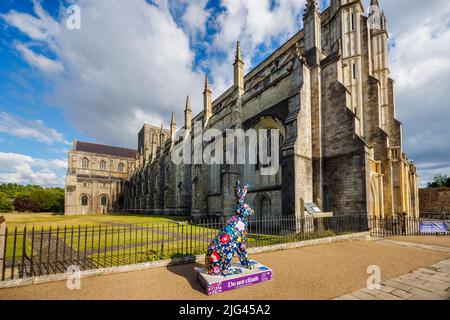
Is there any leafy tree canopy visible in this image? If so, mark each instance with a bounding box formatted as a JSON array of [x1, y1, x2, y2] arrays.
[[427, 174, 450, 188], [0, 184, 42, 200], [0, 192, 13, 213], [0, 184, 64, 213]]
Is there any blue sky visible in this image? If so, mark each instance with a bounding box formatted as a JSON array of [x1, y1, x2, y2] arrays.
[[0, 0, 449, 187]]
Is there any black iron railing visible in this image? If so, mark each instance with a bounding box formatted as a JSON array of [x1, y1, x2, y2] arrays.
[[0, 215, 367, 281], [369, 216, 450, 238]]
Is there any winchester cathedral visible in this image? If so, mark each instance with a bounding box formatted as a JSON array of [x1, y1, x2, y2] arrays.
[[65, 0, 419, 220]]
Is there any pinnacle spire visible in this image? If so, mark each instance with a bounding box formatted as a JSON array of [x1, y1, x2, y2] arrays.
[[184, 96, 192, 131], [160, 123, 165, 147], [371, 0, 379, 6], [233, 41, 245, 96], [170, 112, 177, 142], [304, 0, 319, 17], [185, 95, 191, 111], [235, 41, 243, 64], [203, 74, 212, 126], [204, 74, 211, 93]]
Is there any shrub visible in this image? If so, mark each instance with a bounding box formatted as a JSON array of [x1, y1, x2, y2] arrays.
[[13, 198, 38, 212]]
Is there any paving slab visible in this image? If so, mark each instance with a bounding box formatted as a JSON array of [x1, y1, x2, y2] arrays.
[[339, 258, 450, 300], [389, 236, 450, 249]]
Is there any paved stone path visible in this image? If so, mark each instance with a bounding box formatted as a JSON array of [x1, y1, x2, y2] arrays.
[[381, 239, 450, 253], [336, 240, 450, 300]]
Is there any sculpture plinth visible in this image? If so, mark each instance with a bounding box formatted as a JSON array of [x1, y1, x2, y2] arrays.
[[196, 261, 274, 296]]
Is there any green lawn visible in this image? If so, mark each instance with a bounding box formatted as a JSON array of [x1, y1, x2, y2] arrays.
[[0, 213, 341, 275], [0, 213, 220, 263], [1, 212, 186, 230]]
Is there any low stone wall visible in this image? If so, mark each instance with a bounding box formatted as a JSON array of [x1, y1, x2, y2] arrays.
[[0, 232, 370, 289], [419, 188, 450, 217]]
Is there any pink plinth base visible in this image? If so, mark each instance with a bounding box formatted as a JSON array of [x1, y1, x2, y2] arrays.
[[195, 261, 274, 296]]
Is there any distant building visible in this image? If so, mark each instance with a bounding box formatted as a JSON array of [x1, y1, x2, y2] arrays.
[[65, 0, 419, 219], [64, 140, 139, 215]]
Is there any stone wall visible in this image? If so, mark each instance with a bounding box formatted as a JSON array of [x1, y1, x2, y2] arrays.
[[419, 188, 450, 216], [320, 55, 369, 217]]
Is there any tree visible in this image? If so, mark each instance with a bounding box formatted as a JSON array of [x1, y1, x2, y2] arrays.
[[15, 191, 31, 201], [0, 192, 13, 213], [30, 189, 58, 212], [428, 174, 450, 188], [0, 184, 41, 199], [49, 188, 65, 212], [0, 184, 65, 213]]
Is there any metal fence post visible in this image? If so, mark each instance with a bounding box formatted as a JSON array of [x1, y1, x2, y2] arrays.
[[11, 227, 17, 280], [0, 216, 6, 280]]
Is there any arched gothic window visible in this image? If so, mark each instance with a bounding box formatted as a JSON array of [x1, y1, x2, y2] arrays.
[[82, 158, 89, 169], [81, 195, 89, 206], [254, 193, 271, 218], [100, 195, 108, 206], [118, 163, 124, 172], [100, 160, 107, 171]]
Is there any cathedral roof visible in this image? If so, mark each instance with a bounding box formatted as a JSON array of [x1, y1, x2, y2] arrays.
[[74, 141, 137, 159]]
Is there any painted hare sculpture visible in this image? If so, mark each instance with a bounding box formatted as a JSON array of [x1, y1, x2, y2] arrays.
[[205, 181, 255, 276]]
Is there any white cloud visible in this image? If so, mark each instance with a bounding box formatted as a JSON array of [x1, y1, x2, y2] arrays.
[[3, 0, 306, 146], [206, 0, 305, 94], [181, 0, 210, 37], [3, 0, 205, 147], [0, 0, 60, 41], [15, 43, 64, 73], [0, 152, 67, 187], [0, 112, 70, 145], [378, 0, 450, 184]]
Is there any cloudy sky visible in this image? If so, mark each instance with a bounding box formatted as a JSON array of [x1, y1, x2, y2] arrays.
[[0, 0, 449, 187]]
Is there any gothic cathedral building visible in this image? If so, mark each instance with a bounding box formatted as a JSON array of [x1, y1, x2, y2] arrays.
[[65, 0, 419, 220]]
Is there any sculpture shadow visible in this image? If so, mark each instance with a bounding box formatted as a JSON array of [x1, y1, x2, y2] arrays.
[[165, 259, 205, 294]]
